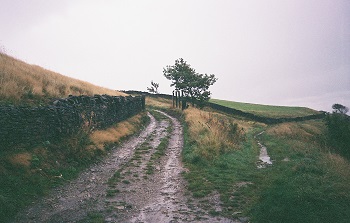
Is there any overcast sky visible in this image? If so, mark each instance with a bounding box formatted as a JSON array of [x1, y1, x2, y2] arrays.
[[1, 0, 349, 111]]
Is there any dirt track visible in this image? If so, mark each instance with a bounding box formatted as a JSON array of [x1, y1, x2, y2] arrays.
[[14, 110, 238, 223]]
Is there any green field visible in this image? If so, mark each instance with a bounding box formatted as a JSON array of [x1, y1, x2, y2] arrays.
[[180, 103, 350, 222], [210, 98, 320, 118]]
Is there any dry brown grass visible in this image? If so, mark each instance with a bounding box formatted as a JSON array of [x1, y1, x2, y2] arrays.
[[324, 153, 350, 183], [267, 123, 307, 137], [89, 113, 143, 150], [266, 120, 325, 142], [8, 152, 32, 167], [184, 107, 247, 160], [146, 97, 172, 109], [1, 113, 145, 176], [0, 52, 127, 103]]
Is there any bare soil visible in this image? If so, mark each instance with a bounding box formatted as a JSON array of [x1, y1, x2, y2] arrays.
[[14, 110, 239, 223]]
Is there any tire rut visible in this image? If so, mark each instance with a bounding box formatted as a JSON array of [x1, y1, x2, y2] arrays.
[[14, 110, 237, 223], [14, 112, 157, 223]]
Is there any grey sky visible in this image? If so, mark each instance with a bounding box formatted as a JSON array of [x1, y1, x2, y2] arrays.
[[1, 0, 349, 111]]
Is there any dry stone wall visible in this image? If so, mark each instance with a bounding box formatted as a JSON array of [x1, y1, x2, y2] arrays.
[[0, 95, 145, 148], [205, 102, 326, 124], [123, 91, 326, 124]]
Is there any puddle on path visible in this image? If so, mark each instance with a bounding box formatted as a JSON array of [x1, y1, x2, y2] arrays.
[[255, 131, 272, 168]]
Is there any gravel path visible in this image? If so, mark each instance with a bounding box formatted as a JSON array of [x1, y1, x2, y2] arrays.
[[14, 110, 238, 223]]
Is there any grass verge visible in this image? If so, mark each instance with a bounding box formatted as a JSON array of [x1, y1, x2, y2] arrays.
[[250, 121, 350, 222], [181, 107, 261, 218], [181, 105, 350, 222], [0, 112, 149, 222]]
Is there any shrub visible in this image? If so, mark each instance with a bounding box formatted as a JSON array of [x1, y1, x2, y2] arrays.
[[325, 113, 350, 159]]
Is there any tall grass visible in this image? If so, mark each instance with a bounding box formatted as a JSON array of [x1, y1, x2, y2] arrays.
[[179, 102, 350, 222], [181, 107, 264, 217], [250, 120, 350, 222], [184, 108, 247, 160], [90, 113, 148, 150], [0, 52, 126, 104], [0, 112, 149, 222], [145, 96, 173, 109]]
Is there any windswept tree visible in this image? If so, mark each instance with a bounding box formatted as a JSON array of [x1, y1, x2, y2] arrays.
[[332, 103, 349, 114], [147, 80, 159, 94], [163, 58, 217, 106]]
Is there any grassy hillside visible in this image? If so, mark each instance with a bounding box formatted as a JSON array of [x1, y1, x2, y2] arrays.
[[0, 52, 145, 222], [0, 52, 126, 105], [210, 98, 320, 118]]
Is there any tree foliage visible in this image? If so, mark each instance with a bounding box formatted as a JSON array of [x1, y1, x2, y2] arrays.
[[147, 80, 159, 94], [325, 104, 350, 160], [332, 103, 349, 114], [163, 58, 217, 106]]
